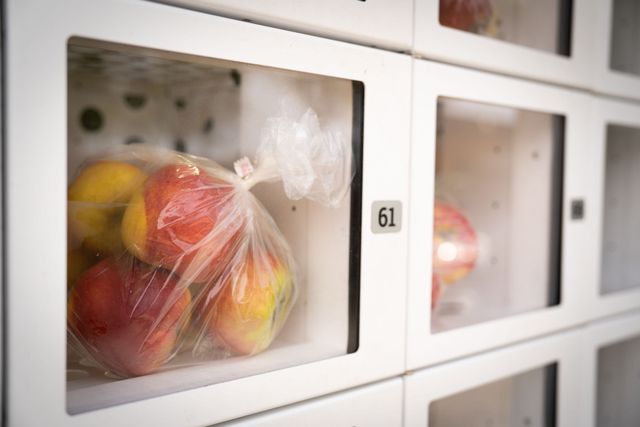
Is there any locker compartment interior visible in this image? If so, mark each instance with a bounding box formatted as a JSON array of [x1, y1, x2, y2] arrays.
[[66, 38, 363, 413], [610, 0, 640, 76], [432, 97, 563, 333], [429, 364, 557, 427], [597, 334, 640, 426], [438, 0, 572, 55], [600, 124, 640, 295]]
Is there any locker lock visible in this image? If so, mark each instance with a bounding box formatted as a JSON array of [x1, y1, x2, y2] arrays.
[[570, 199, 585, 220]]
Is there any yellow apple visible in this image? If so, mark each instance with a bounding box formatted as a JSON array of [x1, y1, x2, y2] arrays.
[[68, 161, 147, 255], [203, 254, 295, 355]]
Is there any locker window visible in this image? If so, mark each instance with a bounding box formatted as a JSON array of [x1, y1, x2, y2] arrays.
[[439, 0, 573, 56], [600, 124, 640, 295], [66, 38, 363, 413], [610, 0, 640, 76], [597, 335, 640, 426], [429, 364, 558, 427], [432, 97, 563, 333]]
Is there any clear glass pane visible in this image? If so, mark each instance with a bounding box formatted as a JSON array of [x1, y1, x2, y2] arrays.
[[66, 39, 362, 412], [439, 0, 572, 56], [432, 97, 563, 333], [429, 364, 557, 427], [597, 335, 640, 427], [610, 0, 640, 76], [601, 125, 640, 295]]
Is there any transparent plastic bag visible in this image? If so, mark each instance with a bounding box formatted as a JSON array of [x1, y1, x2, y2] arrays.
[[67, 108, 352, 378]]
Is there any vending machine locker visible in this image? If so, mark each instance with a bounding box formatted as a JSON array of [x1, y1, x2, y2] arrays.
[[5, 0, 411, 425], [589, 97, 640, 320], [404, 329, 583, 427], [581, 310, 640, 427], [224, 378, 403, 427], [593, 0, 640, 101], [154, 0, 413, 52], [407, 59, 595, 369], [413, 0, 596, 89]]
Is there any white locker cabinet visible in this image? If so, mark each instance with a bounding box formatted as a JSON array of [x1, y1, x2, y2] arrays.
[[404, 330, 583, 427], [582, 310, 640, 427], [407, 59, 596, 369], [155, 0, 414, 52], [223, 378, 403, 427], [593, 0, 640, 101], [589, 98, 640, 320], [413, 0, 596, 89], [6, 0, 412, 425]]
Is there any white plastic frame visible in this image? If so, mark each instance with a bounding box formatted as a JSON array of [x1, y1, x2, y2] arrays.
[[413, 0, 596, 89], [155, 0, 413, 51], [6, 1, 411, 425], [407, 59, 595, 369], [404, 329, 583, 427], [224, 378, 403, 427], [589, 98, 640, 320], [593, 0, 640, 101], [581, 310, 640, 427]]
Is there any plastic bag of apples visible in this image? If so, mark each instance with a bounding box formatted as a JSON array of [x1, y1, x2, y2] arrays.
[[67, 108, 352, 378]]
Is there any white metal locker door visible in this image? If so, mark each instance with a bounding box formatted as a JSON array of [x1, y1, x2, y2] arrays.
[[582, 310, 640, 427], [407, 59, 595, 369], [593, 0, 640, 102], [5, 0, 412, 425], [413, 0, 596, 89], [589, 97, 640, 320], [404, 329, 583, 427]]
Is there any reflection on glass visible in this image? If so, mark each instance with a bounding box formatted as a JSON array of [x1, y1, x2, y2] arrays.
[[601, 125, 640, 295], [429, 364, 557, 427], [610, 0, 640, 76], [439, 0, 572, 56], [431, 98, 563, 333], [597, 335, 640, 426]]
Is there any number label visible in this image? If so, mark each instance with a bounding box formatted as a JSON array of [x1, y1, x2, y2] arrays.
[[371, 201, 402, 234]]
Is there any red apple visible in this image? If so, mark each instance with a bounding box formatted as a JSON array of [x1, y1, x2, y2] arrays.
[[433, 201, 478, 285], [439, 0, 493, 32], [67, 247, 100, 290], [68, 256, 191, 377], [432, 273, 441, 310], [121, 163, 240, 283]]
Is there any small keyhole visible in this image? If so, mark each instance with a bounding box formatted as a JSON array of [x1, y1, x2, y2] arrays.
[[571, 199, 585, 220]]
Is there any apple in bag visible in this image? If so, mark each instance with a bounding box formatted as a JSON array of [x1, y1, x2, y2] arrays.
[[68, 256, 191, 377]]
